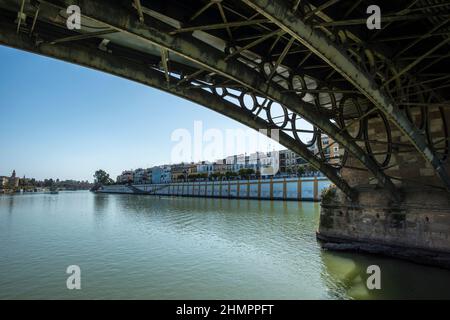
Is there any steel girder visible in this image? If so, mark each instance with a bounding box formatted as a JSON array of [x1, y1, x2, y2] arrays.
[[25, 0, 399, 199], [240, 0, 450, 190], [0, 21, 358, 199]]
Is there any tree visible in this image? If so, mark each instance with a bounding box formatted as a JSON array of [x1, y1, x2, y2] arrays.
[[225, 171, 238, 179], [93, 170, 114, 185], [187, 173, 198, 181], [44, 179, 54, 187], [238, 168, 255, 179], [210, 172, 224, 180]]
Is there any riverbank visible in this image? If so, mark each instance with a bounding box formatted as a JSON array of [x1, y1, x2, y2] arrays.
[[96, 177, 331, 201]]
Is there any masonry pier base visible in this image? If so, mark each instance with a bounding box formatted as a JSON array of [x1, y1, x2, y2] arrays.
[[317, 187, 450, 269]]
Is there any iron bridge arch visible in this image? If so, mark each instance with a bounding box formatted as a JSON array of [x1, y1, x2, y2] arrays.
[[0, 0, 449, 201]]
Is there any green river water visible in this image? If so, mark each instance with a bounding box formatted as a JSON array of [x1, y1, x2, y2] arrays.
[[1, 191, 449, 299]]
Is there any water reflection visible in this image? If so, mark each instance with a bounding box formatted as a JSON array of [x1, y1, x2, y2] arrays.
[[7, 195, 15, 215], [320, 250, 450, 299], [93, 193, 108, 212], [93, 193, 110, 225]]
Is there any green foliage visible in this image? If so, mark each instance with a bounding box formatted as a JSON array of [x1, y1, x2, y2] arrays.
[[43, 179, 54, 187], [238, 168, 255, 178], [94, 169, 114, 185], [225, 171, 238, 178], [321, 185, 337, 204], [210, 172, 225, 180], [187, 173, 208, 181]]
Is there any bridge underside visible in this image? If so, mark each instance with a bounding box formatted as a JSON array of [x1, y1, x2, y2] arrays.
[[0, 0, 449, 265]]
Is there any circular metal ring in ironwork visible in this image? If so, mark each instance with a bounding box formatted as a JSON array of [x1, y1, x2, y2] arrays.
[[291, 113, 318, 148], [315, 131, 327, 161], [290, 74, 307, 99], [338, 95, 363, 140], [238, 91, 259, 113], [315, 85, 338, 113], [426, 105, 449, 162], [262, 61, 274, 78], [213, 86, 228, 98], [266, 101, 289, 129], [363, 109, 393, 168]]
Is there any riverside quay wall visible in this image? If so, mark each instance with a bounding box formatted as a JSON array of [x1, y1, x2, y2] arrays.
[[317, 187, 450, 268], [98, 177, 331, 201], [316, 103, 450, 268]]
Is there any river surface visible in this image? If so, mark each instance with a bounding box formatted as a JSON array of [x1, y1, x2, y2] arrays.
[[1, 191, 450, 299]]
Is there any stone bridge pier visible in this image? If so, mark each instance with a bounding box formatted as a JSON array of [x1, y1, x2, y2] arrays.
[[318, 108, 450, 268]]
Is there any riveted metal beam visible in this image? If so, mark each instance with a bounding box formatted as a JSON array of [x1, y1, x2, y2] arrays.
[[384, 38, 450, 87], [215, 0, 233, 40], [304, 0, 341, 20], [169, 18, 270, 35], [16, 0, 24, 34], [314, 14, 449, 27], [225, 28, 283, 60], [189, 1, 215, 22], [0, 21, 358, 200], [241, 0, 450, 191], [49, 29, 118, 45], [160, 48, 170, 83], [29, 2, 39, 35], [266, 36, 294, 83]]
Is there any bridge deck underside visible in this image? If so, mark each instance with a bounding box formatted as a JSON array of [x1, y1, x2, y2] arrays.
[[0, 0, 449, 200]]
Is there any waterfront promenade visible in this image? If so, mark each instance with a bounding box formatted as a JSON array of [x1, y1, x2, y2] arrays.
[[98, 177, 331, 201]]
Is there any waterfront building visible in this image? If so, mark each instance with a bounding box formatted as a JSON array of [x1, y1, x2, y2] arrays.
[[225, 155, 237, 166], [248, 152, 266, 172], [279, 150, 307, 174], [196, 161, 214, 176], [160, 166, 171, 183], [151, 167, 162, 184], [171, 163, 189, 182], [9, 170, 20, 188], [145, 168, 153, 183], [235, 154, 252, 172], [117, 170, 134, 184], [0, 176, 8, 188], [0, 170, 20, 190], [212, 160, 227, 175], [187, 164, 197, 175], [226, 163, 240, 173], [114, 145, 326, 186], [133, 168, 148, 185], [151, 166, 172, 184], [259, 152, 280, 176], [236, 154, 246, 169], [308, 135, 340, 165]]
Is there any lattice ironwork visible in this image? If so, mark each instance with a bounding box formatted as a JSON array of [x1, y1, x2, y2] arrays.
[[0, 0, 449, 198]]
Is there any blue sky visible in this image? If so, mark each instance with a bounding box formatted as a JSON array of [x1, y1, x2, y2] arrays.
[[0, 46, 279, 182]]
